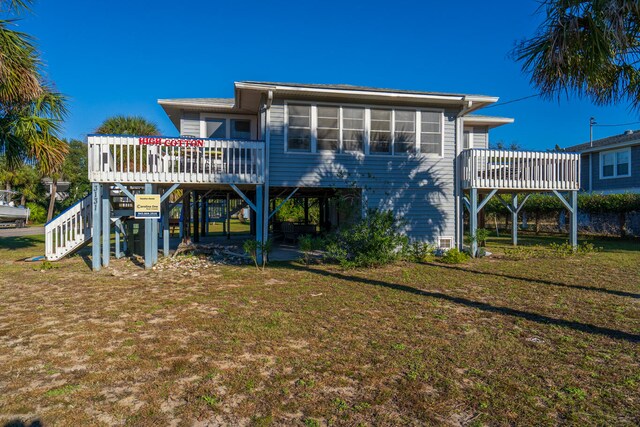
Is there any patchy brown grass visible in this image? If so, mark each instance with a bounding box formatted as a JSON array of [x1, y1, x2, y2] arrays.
[[0, 235, 638, 426]]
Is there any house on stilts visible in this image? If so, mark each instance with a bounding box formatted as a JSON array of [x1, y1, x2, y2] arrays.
[[44, 81, 581, 269]]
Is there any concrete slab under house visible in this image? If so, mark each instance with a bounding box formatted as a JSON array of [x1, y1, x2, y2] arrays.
[[43, 81, 581, 269]]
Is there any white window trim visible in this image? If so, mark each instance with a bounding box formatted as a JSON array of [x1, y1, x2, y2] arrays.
[[599, 147, 631, 179], [438, 236, 454, 250], [284, 100, 445, 158], [463, 126, 474, 150], [199, 113, 257, 140]]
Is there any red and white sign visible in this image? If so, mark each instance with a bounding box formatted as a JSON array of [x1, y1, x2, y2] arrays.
[[139, 137, 205, 147]]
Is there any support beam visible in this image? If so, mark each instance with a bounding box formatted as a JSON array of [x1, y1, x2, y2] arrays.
[[193, 191, 200, 243], [144, 183, 153, 269], [552, 190, 574, 213], [570, 190, 578, 250], [462, 196, 471, 213], [162, 199, 170, 257], [226, 192, 231, 240], [114, 182, 135, 201], [477, 189, 498, 212], [470, 188, 478, 257], [91, 183, 102, 271], [201, 196, 207, 237], [304, 197, 309, 225], [230, 184, 257, 212], [160, 183, 180, 203], [512, 194, 518, 246], [256, 185, 264, 264], [115, 219, 122, 259], [102, 183, 110, 267], [268, 187, 299, 220]]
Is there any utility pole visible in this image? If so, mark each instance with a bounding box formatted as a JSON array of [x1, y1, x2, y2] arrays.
[[590, 117, 597, 146]]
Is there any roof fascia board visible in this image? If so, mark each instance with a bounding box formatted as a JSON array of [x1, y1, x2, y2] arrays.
[[569, 139, 640, 154], [234, 82, 498, 104]]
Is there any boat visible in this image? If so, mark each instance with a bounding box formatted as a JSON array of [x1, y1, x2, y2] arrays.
[[0, 190, 30, 227]]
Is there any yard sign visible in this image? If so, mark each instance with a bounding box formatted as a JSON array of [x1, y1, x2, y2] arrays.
[[134, 194, 161, 219]]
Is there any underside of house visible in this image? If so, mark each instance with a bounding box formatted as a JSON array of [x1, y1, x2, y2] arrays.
[[43, 82, 581, 269]]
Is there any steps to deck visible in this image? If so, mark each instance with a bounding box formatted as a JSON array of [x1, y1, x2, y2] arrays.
[[44, 194, 92, 261]]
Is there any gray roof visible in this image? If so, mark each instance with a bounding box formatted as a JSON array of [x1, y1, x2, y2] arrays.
[[566, 130, 640, 152], [237, 81, 492, 99], [158, 98, 235, 107]]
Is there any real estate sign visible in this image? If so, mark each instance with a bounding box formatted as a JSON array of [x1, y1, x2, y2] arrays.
[[134, 194, 161, 219]]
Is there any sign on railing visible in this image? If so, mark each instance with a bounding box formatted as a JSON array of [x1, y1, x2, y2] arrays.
[[460, 149, 580, 190], [88, 135, 265, 184]]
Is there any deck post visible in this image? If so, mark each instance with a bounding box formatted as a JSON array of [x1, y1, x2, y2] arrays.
[[102, 183, 110, 267], [91, 183, 102, 271], [152, 185, 158, 265], [226, 192, 231, 239], [115, 219, 121, 259], [470, 188, 478, 257], [201, 196, 207, 237], [570, 190, 578, 250], [256, 184, 264, 264], [193, 191, 199, 243], [162, 199, 170, 257], [144, 183, 153, 269], [512, 194, 518, 246]]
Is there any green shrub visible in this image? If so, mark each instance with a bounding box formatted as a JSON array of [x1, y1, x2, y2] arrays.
[[325, 209, 408, 268], [439, 247, 470, 264], [298, 234, 325, 266], [403, 240, 436, 262], [473, 228, 491, 247], [243, 238, 273, 270], [27, 202, 47, 224]]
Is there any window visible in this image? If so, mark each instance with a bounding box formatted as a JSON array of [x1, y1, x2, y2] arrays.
[[206, 119, 226, 139], [230, 119, 251, 139], [600, 148, 631, 178], [342, 107, 364, 152], [421, 111, 442, 155], [370, 109, 392, 154], [287, 104, 311, 151], [203, 116, 255, 139], [438, 236, 454, 249], [317, 106, 339, 151], [463, 128, 472, 150], [395, 110, 416, 154]]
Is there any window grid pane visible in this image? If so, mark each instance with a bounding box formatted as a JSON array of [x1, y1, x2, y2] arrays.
[[395, 110, 415, 153], [370, 109, 392, 154], [288, 104, 311, 151], [342, 107, 364, 152], [317, 106, 339, 151], [421, 111, 442, 155]]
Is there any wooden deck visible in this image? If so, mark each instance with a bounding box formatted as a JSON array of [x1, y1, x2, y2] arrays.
[[88, 135, 265, 185], [460, 149, 580, 191]]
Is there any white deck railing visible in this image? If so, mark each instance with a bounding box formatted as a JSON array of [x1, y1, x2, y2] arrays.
[[88, 135, 265, 184], [460, 149, 580, 190], [45, 194, 92, 261]]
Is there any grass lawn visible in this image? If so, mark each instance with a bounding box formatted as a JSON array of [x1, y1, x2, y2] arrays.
[[0, 234, 638, 425]]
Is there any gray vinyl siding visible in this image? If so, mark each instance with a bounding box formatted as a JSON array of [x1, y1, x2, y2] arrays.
[[180, 112, 200, 137], [579, 154, 590, 190], [268, 99, 457, 243], [473, 126, 488, 149], [588, 145, 640, 192]]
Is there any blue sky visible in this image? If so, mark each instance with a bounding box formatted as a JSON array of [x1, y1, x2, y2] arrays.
[[18, 0, 640, 150]]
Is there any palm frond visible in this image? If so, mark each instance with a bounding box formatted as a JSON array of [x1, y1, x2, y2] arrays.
[[0, 19, 42, 104]]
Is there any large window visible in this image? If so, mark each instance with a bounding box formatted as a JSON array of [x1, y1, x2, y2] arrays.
[[287, 104, 312, 151], [601, 148, 631, 178], [394, 110, 416, 154], [285, 103, 443, 156], [206, 118, 226, 139], [317, 106, 339, 151], [342, 107, 365, 152], [203, 116, 254, 139], [370, 109, 392, 154], [421, 111, 442, 154]]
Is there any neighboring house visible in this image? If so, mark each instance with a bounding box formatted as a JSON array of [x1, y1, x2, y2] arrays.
[[566, 130, 640, 194], [46, 81, 582, 269]]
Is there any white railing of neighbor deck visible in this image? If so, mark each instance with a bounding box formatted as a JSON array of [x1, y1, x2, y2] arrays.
[[460, 149, 580, 190], [88, 135, 265, 184]]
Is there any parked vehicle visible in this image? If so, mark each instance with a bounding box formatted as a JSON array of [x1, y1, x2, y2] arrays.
[[0, 190, 30, 228]]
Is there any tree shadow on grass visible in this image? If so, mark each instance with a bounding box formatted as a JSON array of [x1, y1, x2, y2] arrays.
[[427, 263, 640, 299], [284, 263, 640, 343], [4, 419, 43, 427], [0, 236, 39, 251]]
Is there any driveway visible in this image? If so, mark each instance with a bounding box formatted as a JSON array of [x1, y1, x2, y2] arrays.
[[0, 226, 44, 238]]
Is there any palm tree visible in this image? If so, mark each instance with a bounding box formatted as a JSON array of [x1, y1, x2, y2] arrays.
[[1, 0, 69, 221], [514, 1, 640, 109], [95, 115, 161, 136]]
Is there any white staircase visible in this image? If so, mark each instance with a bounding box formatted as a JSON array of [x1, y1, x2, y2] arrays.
[[45, 195, 93, 261]]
